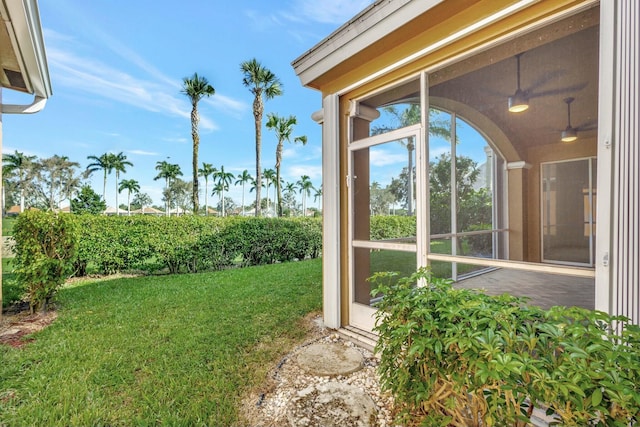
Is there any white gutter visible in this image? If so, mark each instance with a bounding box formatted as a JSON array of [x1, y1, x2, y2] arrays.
[[0, 0, 52, 114]]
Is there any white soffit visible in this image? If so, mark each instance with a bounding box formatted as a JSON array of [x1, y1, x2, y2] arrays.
[[0, 0, 51, 99], [292, 0, 445, 87]]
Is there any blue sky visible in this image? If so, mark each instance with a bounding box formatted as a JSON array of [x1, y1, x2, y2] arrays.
[[3, 0, 373, 208]]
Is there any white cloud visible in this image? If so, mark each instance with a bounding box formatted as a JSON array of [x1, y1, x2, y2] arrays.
[[292, 0, 373, 25], [369, 150, 406, 166], [128, 149, 160, 156], [429, 145, 450, 160], [288, 164, 322, 181], [45, 21, 246, 132]]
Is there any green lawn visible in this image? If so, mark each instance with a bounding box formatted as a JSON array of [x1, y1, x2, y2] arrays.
[[0, 259, 322, 426], [1, 258, 20, 308], [2, 216, 16, 236]]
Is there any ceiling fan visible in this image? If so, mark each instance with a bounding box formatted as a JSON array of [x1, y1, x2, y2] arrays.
[[506, 53, 588, 113], [558, 97, 597, 142]]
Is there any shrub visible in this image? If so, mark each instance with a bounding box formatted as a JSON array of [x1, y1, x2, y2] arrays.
[[13, 210, 78, 313], [72, 215, 322, 276], [372, 269, 640, 427], [370, 215, 416, 240]]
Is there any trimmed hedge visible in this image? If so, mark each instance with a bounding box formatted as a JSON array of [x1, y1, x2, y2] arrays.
[[372, 269, 640, 427], [72, 215, 321, 276], [370, 215, 416, 241]]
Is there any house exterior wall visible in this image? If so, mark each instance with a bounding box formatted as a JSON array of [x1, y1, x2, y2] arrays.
[[295, 0, 639, 327], [606, 0, 639, 323]]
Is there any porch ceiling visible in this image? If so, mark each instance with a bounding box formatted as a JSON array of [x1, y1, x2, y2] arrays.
[[429, 9, 599, 151]]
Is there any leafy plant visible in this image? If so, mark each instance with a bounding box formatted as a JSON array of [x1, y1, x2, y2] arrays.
[[372, 269, 640, 427], [13, 210, 78, 312]]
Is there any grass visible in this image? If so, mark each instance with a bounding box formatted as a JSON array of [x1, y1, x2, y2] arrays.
[[2, 217, 16, 236], [0, 258, 322, 426], [1, 258, 21, 308]]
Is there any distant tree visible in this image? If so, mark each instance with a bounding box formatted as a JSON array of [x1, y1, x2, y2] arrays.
[[86, 153, 114, 200], [297, 175, 314, 216], [263, 168, 276, 215], [130, 192, 153, 211], [71, 185, 106, 214], [216, 197, 236, 215], [118, 178, 140, 215], [39, 155, 80, 210], [284, 181, 298, 216], [372, 105, 451, 215], [266, 113, 307, 216], [314, 185, 323, 211], [165, 178, 191, 215], [182, 73, 215, 215], [198, 162, 217, 216], [213, 166, 234, 217], [154, 160, 183, 216], [240, 58, 283, 216], [3, 150, 37, 212], [111, 152, 133, 215], [234, 169, 252, 216], [370, 181, 395, 215]]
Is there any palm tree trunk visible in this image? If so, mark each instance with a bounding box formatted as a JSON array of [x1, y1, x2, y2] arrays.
[[254, 97, 263, 217], [407, 137, 415, 216], [127, 190, 131, 216], [191, 106, 200, 215], [204, 177, 209, 216], [103, 170, 107, 201], [115, 171, 120, 216], [276, 142, 283, 217], [241, 182, 246, 216]]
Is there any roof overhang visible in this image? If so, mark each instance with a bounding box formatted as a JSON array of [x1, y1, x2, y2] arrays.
[[0, 0, 51, 113], [292, 0, 446, 90]]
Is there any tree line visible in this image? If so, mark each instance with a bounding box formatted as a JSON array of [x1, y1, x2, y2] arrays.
[[2, 150, 321, 217]]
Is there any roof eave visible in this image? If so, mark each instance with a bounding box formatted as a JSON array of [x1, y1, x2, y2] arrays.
[[291, 0, 445, 88], [1, 0, 51, 100]]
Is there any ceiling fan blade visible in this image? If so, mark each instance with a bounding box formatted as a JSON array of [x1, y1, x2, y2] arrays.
[[528, 82, 589, 99], [524, 69, 568, 93], [576, 119, 598, 132]]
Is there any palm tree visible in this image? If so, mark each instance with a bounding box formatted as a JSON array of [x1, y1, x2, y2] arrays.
[[111, 152, 133, 216], [198, 162, 217, 216], [284, 181, 297, 216], [118, 179, 140, 215], [3, 150, 36, 212], [211, 182, 225, 215], [314, 185, 323, 210], [182, 73, 215, 215], [266, 113, 307, 216], [234, 169, 252, 216], [373, 105, 451, 215], [240, 58, 283, 217], [263, 168, 276, 216], [297, 175, 314, 217], [154, 160, 183, 216], [213, 165, 234, 217], [86, 153, 114, 200]]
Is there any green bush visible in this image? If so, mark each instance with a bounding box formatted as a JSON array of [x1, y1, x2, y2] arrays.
[[372, 269, 640, 427], [221, 217, 321, 267], [72, 215, 322, 276], [370, 215, 416, 240], [13, 210, 78, 312]]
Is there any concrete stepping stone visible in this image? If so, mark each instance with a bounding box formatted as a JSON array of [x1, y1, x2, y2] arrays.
[[296, 343, 364, 377], [287, 381, 378, 427]]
